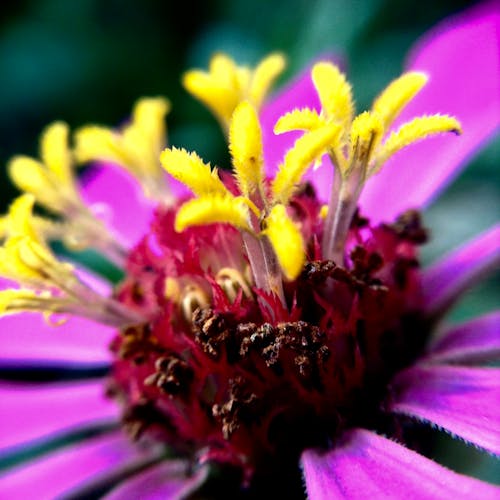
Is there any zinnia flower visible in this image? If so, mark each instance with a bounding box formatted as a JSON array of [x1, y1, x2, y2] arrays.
[[0, 2, 499, 498]]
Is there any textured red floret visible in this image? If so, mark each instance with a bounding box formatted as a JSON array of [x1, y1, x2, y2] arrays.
[[108, 181, 428, 484]]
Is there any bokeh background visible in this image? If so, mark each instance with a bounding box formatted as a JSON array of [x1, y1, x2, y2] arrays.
[[0, 0, 498, 483]]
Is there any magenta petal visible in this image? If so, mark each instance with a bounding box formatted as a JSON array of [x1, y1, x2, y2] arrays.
[[0, 380, 117, 452], [422, 225, 500, 317], [80, 164, 156, 248], [0, 432, 152, 499], [425, 311, 500, 363], [0, 277, 115, 365], [301, 428, 499, 499], [390, 364, 500, 455], [104, 461, 208, 500], [361, 2, 500, 222]]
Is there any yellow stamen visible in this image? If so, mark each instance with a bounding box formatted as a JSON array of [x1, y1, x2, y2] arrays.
[[372, 72, 428, 129], [311, 62, 354, 132], [349, 111, 384, 170], [174, 194, 251, 233], [372, 114, 462, 174], [272, 123, 341, 205], [229, 101, 264, 198], [75, 97, 171, 199], [160, 147, 229, 197], [262, 204, 305, 280], [274, 108, 325, 134], [183, 52, 286, 132]]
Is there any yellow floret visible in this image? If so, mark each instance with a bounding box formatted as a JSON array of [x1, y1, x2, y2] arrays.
[[229, 101, 264, 198], [371, 72, 428, 129], [272, 123, 341, 205], [262, 204, 305, 280], [274, 108, 325, 134], [174, 194, 251, 233], [160, 147, 229, 197], [373, 114, 462, 173], [311, 62, 354, 131]]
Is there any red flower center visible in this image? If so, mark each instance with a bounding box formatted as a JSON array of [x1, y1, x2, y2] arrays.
[[108, 182, 428, 484]]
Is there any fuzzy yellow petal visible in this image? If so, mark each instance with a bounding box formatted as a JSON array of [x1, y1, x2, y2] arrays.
[[272, 123, 341, 205], [174, 194, 251, 233], [372, 72, 428, 129], [274, 108, 325, 134], [249, 53, 286, 108], [263, 204, 305, 280], [311, 62, 354, 130], [229, 101, 264, 197], [40, 121, 72, 186], [350, 111, 384, 165], [74, 126, 128, 166], [160, 147, 229, 197], [373, 114, 462, 174]]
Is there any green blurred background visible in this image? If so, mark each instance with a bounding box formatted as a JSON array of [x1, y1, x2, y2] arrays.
[[0, 0, 498, 483]]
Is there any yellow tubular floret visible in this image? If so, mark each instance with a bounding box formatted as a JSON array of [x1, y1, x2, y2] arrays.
[[160, 147, 229, 197], [311, 62, 354, 131], [248, 53, 286, 108], [132, 97, 171, 155], [175, 194, 251, 233], [272, 123, 341, 205], [75, 126, 129, 166], [371, 72, 428, 129], [350, 111, 384, 164], [229, 101, 264, 197], [262, 204, 305, 280], [373, 114, 462, 173], [8, 157, 62, 212], [40, 122, 72, 186], [274, 108, 325, 134], [174, 194, 251, 233]]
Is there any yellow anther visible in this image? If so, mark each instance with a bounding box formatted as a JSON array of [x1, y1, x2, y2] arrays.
[[215, 267, 252, 302], [183, 52, 286, 131], [248, 53, 287, 108], [229, 101, 264, 198], [372, 72, 428, 129], [350, 111, 383, 167], [160, 147, 229, 197], [262, 204, 305, 281], [174, 194, 251, 233], [8, 122, 79, 214], [164, 277, 181, 302], [373, 114, 462, 174], [311, 62, 354, 131], [75, 97, 170, 198], [274, 108, 325, 134], [272, 123, 341, 205], [319, 205, 328, 219], [40, 121, 73, 186], [181, 285, 209, 322]]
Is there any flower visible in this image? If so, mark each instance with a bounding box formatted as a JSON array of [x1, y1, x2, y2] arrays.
[[0, 2, 499, 499]]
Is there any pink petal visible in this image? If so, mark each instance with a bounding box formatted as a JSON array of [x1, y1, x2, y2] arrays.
[[361, 1, 500, 222], [301, 428, 499, 499], [0, 380, 117, 452], [104, 461, 208, 500], [422, 224, 500, 317], [390, 364, 500, 455], [0, 276, 115, 366], [80, 164, 156, 248], [0, 432, 152, 499], [425, 311, 500, 363]]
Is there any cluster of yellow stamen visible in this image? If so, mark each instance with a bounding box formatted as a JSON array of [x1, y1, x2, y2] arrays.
[[5, 122, 128, 265], [0, 52, 462, 322], [183, 52, 286, 133], [75, 97, 173, 202], [275, 61, 461, 263], [0, 195, 143, 326]]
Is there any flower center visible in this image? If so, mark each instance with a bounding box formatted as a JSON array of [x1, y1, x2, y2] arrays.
[[108, 185, 428, 483]]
